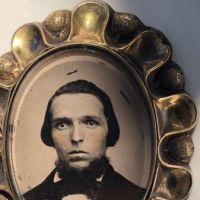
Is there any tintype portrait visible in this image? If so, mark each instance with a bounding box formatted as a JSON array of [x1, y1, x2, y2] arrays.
[[7, 48, 155, 200], [24, 79, 145, 200]]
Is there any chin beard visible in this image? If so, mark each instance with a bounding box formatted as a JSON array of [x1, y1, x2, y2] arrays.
[[55, 156, 109, 181]]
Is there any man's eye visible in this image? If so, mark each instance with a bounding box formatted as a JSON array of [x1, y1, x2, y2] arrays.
[[55, 122, 68, 130], [85, 120, 99, 128]]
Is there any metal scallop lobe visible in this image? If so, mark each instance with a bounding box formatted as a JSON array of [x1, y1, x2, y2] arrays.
[[44, 10, 69, 32], [12, 24, 47, 67], [139, 32, 170, 66], [155, 94, 197, 134], [111, 12, 145, 44], [151, 166, 192, 199], [145, 61, 185, 98], [43, 10, 71, 44], [0, 53, 20, 86], [70, 1, 109, 43], [167, 168, 192, 199], [158, 61, 185, 92], [167, 135, 194, 164], [123, 30, 172, 73]]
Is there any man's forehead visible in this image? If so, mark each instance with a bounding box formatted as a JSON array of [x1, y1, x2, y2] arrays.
[[50, 93, 105, 117]]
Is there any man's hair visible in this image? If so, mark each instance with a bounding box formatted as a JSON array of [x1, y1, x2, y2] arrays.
[[41, 80, 120, 147]]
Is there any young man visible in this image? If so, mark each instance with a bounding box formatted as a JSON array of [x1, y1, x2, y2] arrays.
[[24, 80, 145, 200]]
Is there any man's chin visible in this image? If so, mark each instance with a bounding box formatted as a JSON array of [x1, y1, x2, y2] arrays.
[[69, 160, 90, 171]]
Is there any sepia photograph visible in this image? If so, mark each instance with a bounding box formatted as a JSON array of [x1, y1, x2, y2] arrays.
[[6, 47, 155, 200]]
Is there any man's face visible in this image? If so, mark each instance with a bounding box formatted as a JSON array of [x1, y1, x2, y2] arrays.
[[50, 93, 108, 171]]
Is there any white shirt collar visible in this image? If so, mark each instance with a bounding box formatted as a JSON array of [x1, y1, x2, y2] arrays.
[[53, 171, 104, 183]]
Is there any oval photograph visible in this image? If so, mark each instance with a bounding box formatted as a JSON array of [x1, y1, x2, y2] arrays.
[[6, 46, 156, 200]]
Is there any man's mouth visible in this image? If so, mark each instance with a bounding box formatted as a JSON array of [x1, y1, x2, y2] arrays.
[[69, 150, 87, 155], [68, 151, 88, 162], [69, 150, 87, 162]]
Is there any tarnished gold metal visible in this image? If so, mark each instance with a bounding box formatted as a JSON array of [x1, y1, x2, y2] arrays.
[[0, 1, 197, 199]]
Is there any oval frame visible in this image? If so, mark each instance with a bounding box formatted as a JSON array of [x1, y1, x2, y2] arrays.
[[7, 44, 157, 199], [0, 1, 197, 200]]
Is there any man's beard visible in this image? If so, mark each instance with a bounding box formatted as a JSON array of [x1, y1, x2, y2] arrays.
[[54, 156, 109, 199], [55, 156, 109, 182]]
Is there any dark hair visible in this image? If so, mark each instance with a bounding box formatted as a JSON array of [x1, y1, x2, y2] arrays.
[[41, 80, 120, 147]]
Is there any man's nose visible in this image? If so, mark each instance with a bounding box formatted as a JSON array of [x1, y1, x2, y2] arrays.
[[71, 122, 84, 144]]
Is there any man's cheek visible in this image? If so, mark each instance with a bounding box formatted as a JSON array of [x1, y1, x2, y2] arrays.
[[89, 133, 107, 145], [55, 147, 68, 160]]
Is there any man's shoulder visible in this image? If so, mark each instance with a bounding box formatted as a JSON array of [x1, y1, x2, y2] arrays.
[[99, 164, 146, 200], [23, 169, 57, 200]]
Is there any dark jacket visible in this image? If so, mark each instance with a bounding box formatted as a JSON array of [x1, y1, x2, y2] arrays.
[[24, 165, 145, 200]]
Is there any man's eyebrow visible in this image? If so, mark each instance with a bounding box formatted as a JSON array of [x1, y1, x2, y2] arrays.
[[51, 117, 72, 124], [82, 115, 102, 121]]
